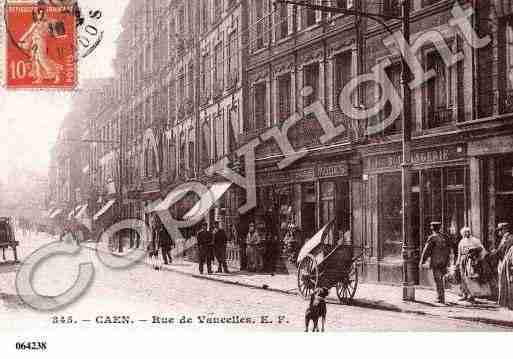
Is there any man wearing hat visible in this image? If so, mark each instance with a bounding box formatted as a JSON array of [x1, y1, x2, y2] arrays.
[[420, 221, 454, 304], [491, 223, 513, 309]]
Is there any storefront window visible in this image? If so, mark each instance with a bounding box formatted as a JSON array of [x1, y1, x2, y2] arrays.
[[495, 156, 513, 227], [321, 181, 335, 245], [380, 173, 403, 260], [301, 183, 317, 240]]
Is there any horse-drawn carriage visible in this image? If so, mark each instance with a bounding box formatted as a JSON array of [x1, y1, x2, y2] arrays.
[[297, 220, 363, 303], [0, 217, 19, 263]]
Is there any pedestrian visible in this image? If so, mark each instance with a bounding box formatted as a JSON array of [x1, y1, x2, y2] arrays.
[[490, 223, 513, 310], [157, 217, 174, 265], [147, 232, 160, 271], [246, 222, 264, 272], [235, 224, 247, 271], [456, 227, 491, 302], [420, 221, 453, 304], [265, 235, 279, 275], [213, 221, 229, 273], [196, 222, 213, 274]]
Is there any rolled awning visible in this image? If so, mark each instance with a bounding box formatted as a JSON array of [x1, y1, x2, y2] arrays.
[[183, 182, 232, 220], [75, 204, 88, 219], [67, 205, 81, 219], [49, 208, 63, 219], [93, 199, 116, 221]]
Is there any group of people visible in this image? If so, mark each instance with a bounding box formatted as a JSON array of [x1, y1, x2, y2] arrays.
[[239, 222, 282, 273], [421, 221, 513, 309], [196, 221, 229, 275]]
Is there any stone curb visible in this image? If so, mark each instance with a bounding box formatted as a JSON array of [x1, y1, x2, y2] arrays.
[[160, 263, 513, 329], [72, 245, 513, 329]]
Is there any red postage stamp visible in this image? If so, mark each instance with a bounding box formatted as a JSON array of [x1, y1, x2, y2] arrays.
[[5, 3, 77, 89]]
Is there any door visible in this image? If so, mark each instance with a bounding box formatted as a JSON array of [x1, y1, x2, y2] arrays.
[[301, 203, 316, 242]]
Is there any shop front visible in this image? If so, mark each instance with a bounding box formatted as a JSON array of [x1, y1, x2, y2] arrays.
[[358, 143, 469, 285], [251, 160, 352, 272], [469, 135, 513, 249]]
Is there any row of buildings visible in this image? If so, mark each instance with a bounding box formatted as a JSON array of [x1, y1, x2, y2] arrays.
[[49, 0, 513, 286]]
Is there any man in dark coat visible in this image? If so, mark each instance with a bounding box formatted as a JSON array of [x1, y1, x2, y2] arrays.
[[491, 223, 513, 309], [197, 222, 213, 274], [158, 219, 174, 265], [213, 221, 229, 273], [420, 221, 453, 304]]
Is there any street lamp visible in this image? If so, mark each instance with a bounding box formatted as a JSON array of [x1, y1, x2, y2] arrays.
[[274, 0, 417, 300]]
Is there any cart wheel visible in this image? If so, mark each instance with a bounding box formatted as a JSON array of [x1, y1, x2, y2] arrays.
[[297, 254, 318, 299], [336, 262, 358, 304]]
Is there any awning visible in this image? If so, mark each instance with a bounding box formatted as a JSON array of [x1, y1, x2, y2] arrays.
[[75, 204, 91, 231], [45, 208, 55, 218], [49, 208, 63, 219], [145, 198, 163, 213], [75, 204, 88, 219], [183, 182, 232, 220], [93, 199, 116, 221]]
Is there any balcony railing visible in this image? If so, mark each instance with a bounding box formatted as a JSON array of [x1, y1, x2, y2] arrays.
[[502, 89, 513, 114], [427, 106, 453, 128]]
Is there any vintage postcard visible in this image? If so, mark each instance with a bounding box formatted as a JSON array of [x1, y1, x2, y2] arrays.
[[1, 0, 513, 356]]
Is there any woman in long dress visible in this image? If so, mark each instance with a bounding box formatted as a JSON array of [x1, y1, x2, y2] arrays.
[[457, 227, 491, 302], [18, 7, 63, 84]]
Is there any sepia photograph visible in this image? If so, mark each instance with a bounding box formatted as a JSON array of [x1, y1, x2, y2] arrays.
[[0, 0, 512, 356]]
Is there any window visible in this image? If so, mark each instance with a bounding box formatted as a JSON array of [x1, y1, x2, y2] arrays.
[[187, 62, 194, 101], [383, 62, 402, 134], [277, 73, 291, 122], [302, 0, 317, 28], [188, 140, 195, 174], [425, 51, 452, 128], [214, 114, 225, 160], [214, 0, 222, 21], [214, 42, 224, 95], [178, 74, 184, 104], [201, 0, 210, 33], [380, 172, 403, 260], [201, 53, 211, 100], [201, 121, 211, 167], [253, 82, 267, 130], [227, 31, 238, 86], [254, 0, 264, 50], [303, 62, 319, 107], [275, 3, 288, 41], [383, 0, 400, 17], [335, 0, 354, 9], [502, 18, 513, 113], [334, 51, 352, 104]]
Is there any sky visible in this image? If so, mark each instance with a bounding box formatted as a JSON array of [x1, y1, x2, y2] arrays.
[[0, 0, 129, 185]]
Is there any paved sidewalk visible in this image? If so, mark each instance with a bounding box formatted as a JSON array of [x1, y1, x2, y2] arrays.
[[160, 259, 513, 329]]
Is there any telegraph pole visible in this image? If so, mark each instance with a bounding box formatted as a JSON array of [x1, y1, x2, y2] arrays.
[[399, 0, 417, 301]]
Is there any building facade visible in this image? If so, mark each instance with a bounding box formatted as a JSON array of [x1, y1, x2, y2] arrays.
[[56, 0, 513, 287]]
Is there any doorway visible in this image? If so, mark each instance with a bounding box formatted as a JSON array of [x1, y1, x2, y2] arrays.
[[301, 203, 316, 241]]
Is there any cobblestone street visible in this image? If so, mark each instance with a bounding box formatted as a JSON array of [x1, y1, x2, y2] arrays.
[[0, 233, 509, 332]]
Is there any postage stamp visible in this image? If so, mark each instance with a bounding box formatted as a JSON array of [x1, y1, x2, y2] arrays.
[[5, 2, 76, 89]]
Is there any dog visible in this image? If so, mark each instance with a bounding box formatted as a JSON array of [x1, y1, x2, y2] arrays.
[[305, 287, 329, 332]]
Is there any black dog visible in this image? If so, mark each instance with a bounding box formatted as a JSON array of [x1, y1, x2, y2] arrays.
[[305, 287, 329, 332]]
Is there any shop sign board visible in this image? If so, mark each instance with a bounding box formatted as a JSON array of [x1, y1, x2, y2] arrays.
[[364, 145, 466, 172]]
